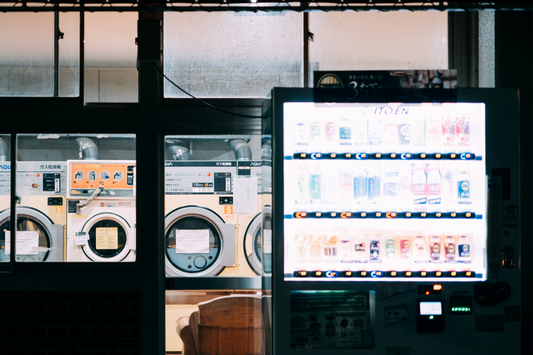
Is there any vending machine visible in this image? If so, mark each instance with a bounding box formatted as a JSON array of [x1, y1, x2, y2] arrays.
[[264, 88, 521, 355]]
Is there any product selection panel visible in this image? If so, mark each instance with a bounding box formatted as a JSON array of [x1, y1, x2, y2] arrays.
[[282, 102, 486, 282], [165, 161, 235, 194]]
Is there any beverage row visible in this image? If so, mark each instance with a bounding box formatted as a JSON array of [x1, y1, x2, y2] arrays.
[[292, 161, 474, 211], [293, 116, 471, 148], [292, 231, 473, 265]]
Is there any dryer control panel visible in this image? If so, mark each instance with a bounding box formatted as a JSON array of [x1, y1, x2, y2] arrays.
[[67, 160, 136, 198], [0, 161, 66, 196], [165, 161, 236, 194]]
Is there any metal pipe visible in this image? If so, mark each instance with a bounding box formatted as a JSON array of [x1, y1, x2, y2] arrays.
[[0, 137, 8, 162], [227, 139, 252, 161], [75, 137, 99, 160], [166, 140, 190, 160]]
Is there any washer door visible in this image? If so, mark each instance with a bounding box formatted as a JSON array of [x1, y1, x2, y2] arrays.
[[80, 212, 132, 262], [0, 207, 63, 262], [244, 212, 262, 276], [165, 206, 235, 277]]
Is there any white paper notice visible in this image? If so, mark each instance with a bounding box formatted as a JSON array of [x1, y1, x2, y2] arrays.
[[96, 227, 119, 250], [5, 231, 40, 255], [263, 229, 272, 254], [233, 177, 258, 214], [75, 231, 89, 246], [175, 229, 210, 254]]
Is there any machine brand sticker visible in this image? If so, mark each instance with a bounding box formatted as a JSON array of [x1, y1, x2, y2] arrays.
[[99, 202, 118, 208]]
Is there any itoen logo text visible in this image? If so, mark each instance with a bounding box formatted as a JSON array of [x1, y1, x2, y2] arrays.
[[374, 107, 410, 115]]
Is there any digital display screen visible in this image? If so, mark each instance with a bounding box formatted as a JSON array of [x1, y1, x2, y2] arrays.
[[419, 301, 442, 315]]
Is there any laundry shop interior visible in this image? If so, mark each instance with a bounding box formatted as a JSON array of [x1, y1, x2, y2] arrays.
[[0, 2, 531, 355]]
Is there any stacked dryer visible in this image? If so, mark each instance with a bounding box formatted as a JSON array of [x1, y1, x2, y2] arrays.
[[66, 160, 136, 262]]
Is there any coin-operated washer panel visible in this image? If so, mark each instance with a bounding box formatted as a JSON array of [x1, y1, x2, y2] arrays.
[[164, 161, 236, 277], [0, 162, 66, 262], [66, 160, 136, 262]]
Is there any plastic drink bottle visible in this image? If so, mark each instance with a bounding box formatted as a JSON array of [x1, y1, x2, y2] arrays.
[[456, 117, 470, 146], [457, 166, 471, 203], [353, 167, 368, 205], [383, 163, 399, 211], [309, 235, 324, 263], [400, 237, 411, 259], [369, 236, 381, 263], [397, 164, 412, 211], [411, 163, 427, 208], [412, 118, 426, 146], [426, 118, 441, 146], [442, 117, 457, 146], [368, 119, 382, 146], [339, 118, 352, 145], [339, 168, 353, 206], [295, 122, 309, 145], [441, 164, 456, 210], [367, 164, 381, 207], [353, 238, 367, 263], [383, 121, 399, 146], [413, 236, 427, 262], [294, 234, 308, 263], [324, 168, 339, 204], [353, 117, 368, 146], [295, 163, 309, 204], [310, 121, 321, 141], [384, 238, 396, 259], [323, 236, 338, 263], [427, 163, 442, 207], [457, 235, 471, 262], [309, 163, 323, 204], [325, 121, 336, 141], [429, 236, 441, 262], [339, 236, 352, 263], [444, 236, 456, 261], [398, 121, 412, 146]]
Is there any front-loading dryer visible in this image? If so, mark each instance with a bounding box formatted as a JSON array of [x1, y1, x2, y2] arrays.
[[66, 160, 136, 262], [0, 162, 66, 262], [165, 160, 237, 277]]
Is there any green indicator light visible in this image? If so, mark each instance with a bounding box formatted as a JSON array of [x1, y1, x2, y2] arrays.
[[429, 315, 434, 320]]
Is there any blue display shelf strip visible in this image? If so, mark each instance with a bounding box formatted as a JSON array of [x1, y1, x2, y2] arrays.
[[285, 212, 481, 219], [285, 152, 480, 161]]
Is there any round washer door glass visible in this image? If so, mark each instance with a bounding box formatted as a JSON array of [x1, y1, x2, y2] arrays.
[[86, 220, 127, 258], [0, 217, 51, 262], [166, 216, 221, 273]]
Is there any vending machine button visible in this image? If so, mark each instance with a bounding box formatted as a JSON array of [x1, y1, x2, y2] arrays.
[[406, 212, 412, 217], [315, 271, 322, 277], [330, 212, 336, 217], [375, 153, 382, 159], [360, 271, 367, 277], [389, 271, 397, 277], [376, 212, 382, 217], [421, 153, 427, 159], [331, 153, 337, 158], [436, 154, 442, 159], [361, 212, 367, 217], [451, 153, 457, 159], [316, 212, 322, 217], [390, 153, 397, 158], [436, 213, 442, 217]]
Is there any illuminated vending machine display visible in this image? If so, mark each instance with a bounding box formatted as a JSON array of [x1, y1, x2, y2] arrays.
[[283, 102, 486, 282]]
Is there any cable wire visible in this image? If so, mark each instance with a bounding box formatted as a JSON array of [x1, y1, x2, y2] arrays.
[[152, 62, 266, 119]]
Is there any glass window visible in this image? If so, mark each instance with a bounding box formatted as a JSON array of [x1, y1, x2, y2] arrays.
[[1, 134, 136, 263], [0, 13, 80, 97], [84, 13, 138, 103], [0, 13, 55, 97], [164, 12, 303, 98], [0, 135, 10, 262], [309, 12, 448, 84]]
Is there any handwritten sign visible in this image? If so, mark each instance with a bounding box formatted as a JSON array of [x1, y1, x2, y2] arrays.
[[96, 227, 118, 250], [5, 231, 39, 255], [175, 229, 210, 254], [233, 177, 258, 214]]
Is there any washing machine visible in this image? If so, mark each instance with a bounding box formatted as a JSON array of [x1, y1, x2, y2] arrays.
[[0, 162, 66, 262], [66, 160, 136, 262], [165, 160, 238, 277]]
